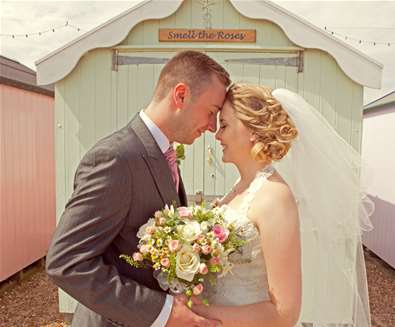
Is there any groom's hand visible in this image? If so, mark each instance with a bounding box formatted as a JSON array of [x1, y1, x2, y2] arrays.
[[166, 295, 220, 327]]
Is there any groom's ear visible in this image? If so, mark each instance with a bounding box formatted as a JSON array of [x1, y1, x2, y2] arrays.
[[173, 83, 188, 109]]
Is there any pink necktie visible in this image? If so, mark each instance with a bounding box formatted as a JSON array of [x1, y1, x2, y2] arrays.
[[164, 146, 180, 192]]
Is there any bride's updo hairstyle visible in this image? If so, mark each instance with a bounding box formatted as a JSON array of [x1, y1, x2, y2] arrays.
[[226, 83, 298, 163]]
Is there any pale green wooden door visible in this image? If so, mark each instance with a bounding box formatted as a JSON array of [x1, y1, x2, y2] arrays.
[[111, 50, 300, 204], [200, 51, 300, 202], [111, 52, 173, 126]]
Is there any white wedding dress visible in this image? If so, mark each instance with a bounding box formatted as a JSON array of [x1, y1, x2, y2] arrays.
[[204, 89, 373, 326], [206, 165, 275, 306]]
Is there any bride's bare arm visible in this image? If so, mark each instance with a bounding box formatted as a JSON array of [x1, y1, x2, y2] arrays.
[[191, 181, 302, 327]]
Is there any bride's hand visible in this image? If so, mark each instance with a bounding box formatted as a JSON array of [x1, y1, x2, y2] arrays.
[[211, 198, 221, 208], [173, 295, 221, 324], [190, 295, 204, 305], [190, 303, 210, 318], [189, 297, 219, 321]]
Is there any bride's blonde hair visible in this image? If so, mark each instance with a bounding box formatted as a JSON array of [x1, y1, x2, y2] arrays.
[[226, 83, 298, 163]]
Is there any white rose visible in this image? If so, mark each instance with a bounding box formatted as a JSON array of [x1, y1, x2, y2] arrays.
[[200, 221, 210, 233], [176, 245, 200, 282], [179, 221, 201, 242], [137, 218, 155, 238]]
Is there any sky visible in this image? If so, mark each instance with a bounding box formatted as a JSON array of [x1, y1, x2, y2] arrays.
[[1, 0, 395, 104]]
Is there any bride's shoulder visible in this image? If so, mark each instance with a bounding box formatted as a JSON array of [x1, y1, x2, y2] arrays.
[[249, 174, 298, 225], [261, 170, 294, 201]]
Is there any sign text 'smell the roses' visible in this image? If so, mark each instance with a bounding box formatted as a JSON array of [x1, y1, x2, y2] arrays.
[[159, 29, 256, 43]]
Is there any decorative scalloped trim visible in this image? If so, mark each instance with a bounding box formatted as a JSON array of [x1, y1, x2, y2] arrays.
[[36, 0, 382, 88], [35, 0, 183, 85], [230, 0, 382, 88]]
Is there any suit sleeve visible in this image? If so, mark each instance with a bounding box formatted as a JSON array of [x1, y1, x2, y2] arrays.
[[46, 146, 166, 327]]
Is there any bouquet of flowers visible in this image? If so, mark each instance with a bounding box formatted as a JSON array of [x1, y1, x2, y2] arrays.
[[120, 204, 245, 307]]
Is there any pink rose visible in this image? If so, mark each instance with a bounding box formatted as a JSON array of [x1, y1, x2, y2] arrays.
[[192, 243, 201, 253], [168, 239, 181, 252], [198, 263, 208, 275], [201, 245, 212, 255], [161, 257, 170, 268], [132, 252, 143, 262], [177, 206, 192, 218], [154, 211, 163, 219], [209, 256, 220, 265], [212, 224, 229, 243], [193, 283, 204, 296]]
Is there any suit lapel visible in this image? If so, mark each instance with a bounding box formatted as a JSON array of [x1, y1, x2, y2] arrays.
[[143, 156, 181, 207], [178, 169, 188, 206], [131, 115, 181, 207]]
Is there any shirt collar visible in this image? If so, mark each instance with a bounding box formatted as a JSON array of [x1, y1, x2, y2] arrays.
[[139, 110, 170, 154]]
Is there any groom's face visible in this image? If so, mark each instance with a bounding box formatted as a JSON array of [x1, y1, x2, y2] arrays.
[[177, 76, 226, 144]]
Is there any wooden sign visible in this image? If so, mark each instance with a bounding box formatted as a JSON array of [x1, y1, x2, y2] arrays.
[[159, 29, 256, 43]]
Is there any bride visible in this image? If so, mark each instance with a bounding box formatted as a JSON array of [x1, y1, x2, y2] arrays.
[[183, 84, 373, 327]]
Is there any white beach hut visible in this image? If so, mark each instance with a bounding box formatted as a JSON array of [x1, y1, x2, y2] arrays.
[[362, 91, 395, 269]]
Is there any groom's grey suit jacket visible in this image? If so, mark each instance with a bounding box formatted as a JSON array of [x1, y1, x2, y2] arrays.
[[46, 114, 188, 327]]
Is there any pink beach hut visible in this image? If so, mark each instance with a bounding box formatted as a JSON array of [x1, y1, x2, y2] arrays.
[[0, 55, 56, 281]]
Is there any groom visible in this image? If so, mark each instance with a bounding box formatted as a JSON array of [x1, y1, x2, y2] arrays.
[[46, 50, 230, 327]]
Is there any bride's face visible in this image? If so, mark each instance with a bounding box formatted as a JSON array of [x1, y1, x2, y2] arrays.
[[215, 101, 253, 163]]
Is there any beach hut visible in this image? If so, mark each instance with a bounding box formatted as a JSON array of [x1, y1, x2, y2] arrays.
[[362, 91, 395, 269], [0, 55, 55, 281], [35, 0, 382, 323]]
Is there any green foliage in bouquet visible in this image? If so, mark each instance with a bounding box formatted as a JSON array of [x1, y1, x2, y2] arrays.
[[120, 203, 246, 307]]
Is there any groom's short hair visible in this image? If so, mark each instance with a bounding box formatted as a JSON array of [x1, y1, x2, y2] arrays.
[[153, 50, 230, 102]]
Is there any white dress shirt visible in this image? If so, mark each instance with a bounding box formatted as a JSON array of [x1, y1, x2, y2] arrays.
[[139, 110, 174, 327]]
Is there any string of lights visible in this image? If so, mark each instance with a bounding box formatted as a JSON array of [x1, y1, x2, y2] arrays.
[[324, 26, 394, 46], [0, 21, 81, 38], [1, 20, 393, 46]]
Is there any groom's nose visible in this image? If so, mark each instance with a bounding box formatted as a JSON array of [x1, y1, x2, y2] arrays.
[[207, 115, 217, 133]]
